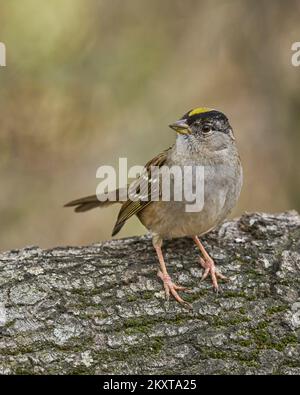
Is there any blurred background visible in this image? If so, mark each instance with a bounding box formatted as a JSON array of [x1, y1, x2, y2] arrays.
[[0, 0, 299, 251]]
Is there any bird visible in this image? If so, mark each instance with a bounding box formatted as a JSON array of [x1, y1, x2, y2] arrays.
[[65, 107, 243, 308]]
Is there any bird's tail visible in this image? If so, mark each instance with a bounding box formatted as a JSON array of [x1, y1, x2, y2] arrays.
[[64, 189, 124, 213]]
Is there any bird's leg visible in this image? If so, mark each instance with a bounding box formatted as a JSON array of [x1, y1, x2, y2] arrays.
[[153, 237, 191, 309], [192, 236, 227, 291]]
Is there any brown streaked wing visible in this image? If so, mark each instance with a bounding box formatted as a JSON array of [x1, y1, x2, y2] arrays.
[[111, 148, 170, 236]]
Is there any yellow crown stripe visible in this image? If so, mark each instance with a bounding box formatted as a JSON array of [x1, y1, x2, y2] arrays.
[[188, 107, 214, 117]]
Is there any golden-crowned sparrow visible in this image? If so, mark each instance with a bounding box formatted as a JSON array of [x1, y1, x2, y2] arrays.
[[65, 107, 243, 308]]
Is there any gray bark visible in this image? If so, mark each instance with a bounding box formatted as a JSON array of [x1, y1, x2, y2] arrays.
[[0, 212, 299, 375]]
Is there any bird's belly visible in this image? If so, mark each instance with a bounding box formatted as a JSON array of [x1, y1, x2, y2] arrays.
[[139, 189, 229, 238]]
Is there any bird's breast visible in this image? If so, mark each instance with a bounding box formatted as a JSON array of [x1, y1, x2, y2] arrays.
[[139, 159, 242, 239]]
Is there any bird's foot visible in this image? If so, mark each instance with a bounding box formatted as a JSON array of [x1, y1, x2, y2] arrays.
[[157, 271, 192, 309], [199, 257, 228, 292]]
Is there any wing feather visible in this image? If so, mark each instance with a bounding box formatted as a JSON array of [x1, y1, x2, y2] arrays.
[[111, 149, 170, 236]]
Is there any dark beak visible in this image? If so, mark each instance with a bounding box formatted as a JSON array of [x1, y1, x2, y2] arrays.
[[169, 119, 191, 135]]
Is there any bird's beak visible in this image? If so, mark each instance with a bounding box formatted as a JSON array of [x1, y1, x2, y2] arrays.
[[169, 119, 191, 135]]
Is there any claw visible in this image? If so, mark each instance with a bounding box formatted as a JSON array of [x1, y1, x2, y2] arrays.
[[157, 271, 192, 310], [199, 257, 228, 291], [213, 285, 223, 295]]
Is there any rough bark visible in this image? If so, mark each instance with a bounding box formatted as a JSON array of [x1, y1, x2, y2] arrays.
[[0, 212, 299, 375]]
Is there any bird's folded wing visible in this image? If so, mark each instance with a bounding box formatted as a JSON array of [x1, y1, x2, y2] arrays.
[[111, 148, 170, 236]]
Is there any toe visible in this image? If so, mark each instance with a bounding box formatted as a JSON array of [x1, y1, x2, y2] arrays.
[[173, 284, 187, 291], [199, 257, 206, 269], [216, 271, 228, 281], [210, 271, 219, 290], [163, 283, 170, 301], [157, 271, 191, 308], [169, 287, 192, 309], [200, 267, 210, 281], [198, 257, 228, 289]]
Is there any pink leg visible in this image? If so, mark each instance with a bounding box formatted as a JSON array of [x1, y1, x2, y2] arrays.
[[193, 236, 228, 291], [154, 244, 192, 309]]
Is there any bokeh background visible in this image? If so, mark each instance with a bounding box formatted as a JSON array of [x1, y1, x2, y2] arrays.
[[0, 0, 300, 251]]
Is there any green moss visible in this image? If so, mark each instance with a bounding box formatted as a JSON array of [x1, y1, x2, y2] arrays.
[[266, 305, 288, 315], [93, 337, 164, 363], [212, 314, 250, 327], [124, 317, 148, 328], [4, 320, 16, 328], [206, 350, 227, 359], [125, 324, 151, 335], [250, 321, 297, 351], [246, 294, 257, 301], [221, 288, 256, 301], [246, 268, 263, 277], [196, 344, 262, 368], [127, 295, 138, 302], [70, 366, 93, 375], [123, 316, 160, 335], [222, 291, 248, 298], [273, 334, 298, 351], [184, 290, 207, 303], [121, 314, 188, 334], [2, 341, 49, 356], [14, 367, 34, 375], [151, 338, 164, 354], [256, 321, 268, 330], [141, 291, 153, 300], [254, 329, 270, 345], [239, 307, 246, 315], [234, 350, 259, 363], [227, 316, 250, 325], [267, 333, 298, 352], [96, 311, 109, 319], [236, 339, 252, 347]]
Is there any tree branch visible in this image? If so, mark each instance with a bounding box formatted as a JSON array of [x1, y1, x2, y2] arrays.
[[0, 211, 299, 374]]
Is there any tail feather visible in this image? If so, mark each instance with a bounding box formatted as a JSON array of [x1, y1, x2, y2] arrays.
[[111, 221, 125, 236], [65, 195, 101, 207], [64, 191, 121, 213], [74, 201, 107, 212]]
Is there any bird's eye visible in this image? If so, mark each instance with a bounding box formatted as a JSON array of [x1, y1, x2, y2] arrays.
[[202, 125, 212, 134]]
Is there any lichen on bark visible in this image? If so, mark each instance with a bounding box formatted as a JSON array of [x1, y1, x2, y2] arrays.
[[0, 212, 299, 374]]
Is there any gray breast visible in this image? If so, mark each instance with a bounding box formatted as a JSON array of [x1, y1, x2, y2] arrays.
[[139, 158, 242, 239]]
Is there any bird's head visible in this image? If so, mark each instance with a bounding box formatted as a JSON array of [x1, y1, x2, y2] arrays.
[[169, 107, 235, 152]]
